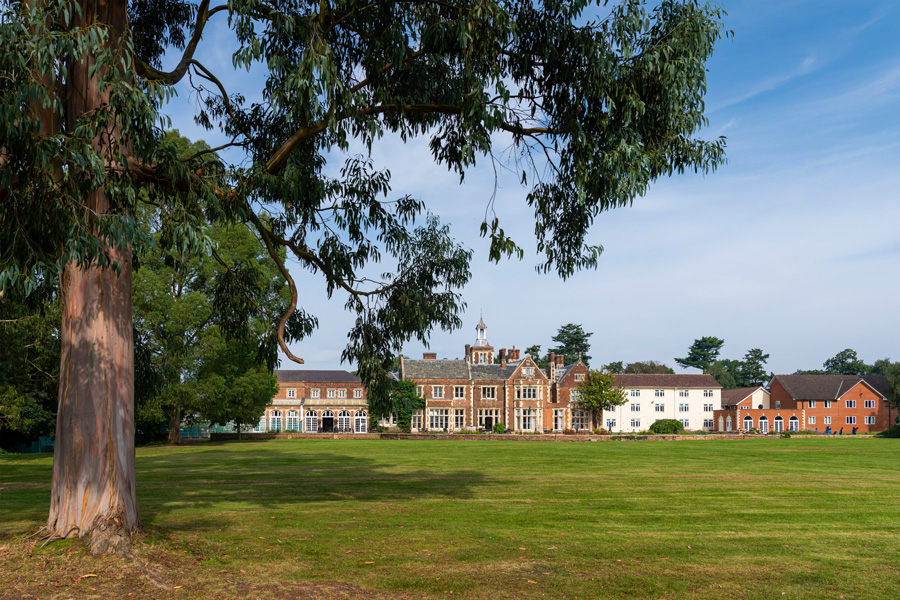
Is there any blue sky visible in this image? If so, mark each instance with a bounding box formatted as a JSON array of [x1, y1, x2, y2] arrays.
[[166, 0, 900, 374]]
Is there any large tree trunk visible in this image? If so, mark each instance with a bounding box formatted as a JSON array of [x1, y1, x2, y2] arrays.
[[46, 0, 139, 555], [168, 408, 182, 445]]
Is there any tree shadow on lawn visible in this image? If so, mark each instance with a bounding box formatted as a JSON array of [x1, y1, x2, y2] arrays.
[[135, 444, 491, 531]]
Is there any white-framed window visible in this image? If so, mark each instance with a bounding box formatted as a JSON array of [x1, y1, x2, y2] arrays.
[[631, 403, 641, 412], [808, 416, 816, 425], [570, 390, 582, 403], [775, 401, 781, 409], [429, 408, 450, 429], [517, 408, 537, 430], [630, 418, 641, 428], [845, 400, 856, 409], [573, 410, 589, 430], [523, 367, 534, 375], [517, 386, 538, 399], [433, 386, 444, 399], [606, 418, 617, 429], [311, 389, 320, 399], [703, 419, 713, 429], [553, 409, 565, 431], [415, 385, 423, 397], [338, 389, 346, 398], [703, 390, 713, 398], [380, 412, 397, 427], [287, 410, 299, 431], [412, 409, 423, 430], [454, 386, 465, 399], [789, 416, 799, 431], [354, 410, 368, 433], [655, 404, 665, 412], [743, 416, 753, 429], [846, 416, 857, 425], [270, 410, 283, 431], [630, 389, 640, 397], [454, 409, 465, 429], [824, 401, 832, 408], [575, 373, 585, 382], [808, 400, 816, 408], [287, 388, 296, 399], [654, 389, 665, 397], [305, 410, 318, 433], [680, 419, 689, 428], [354, 388, 362, 399], [865, 416, 876, 425], [481, 387, 496, 399], [678, 403, 689, 412], [679, 389, 689, 398], [824, 416, 832, 425], [478, 409, 501, 428], [328, 389, 336, 398], [337, 410, 352, 431], [254, 414, 267, 432], [864, 399, 875, 409], [703, 403, 713, 412]]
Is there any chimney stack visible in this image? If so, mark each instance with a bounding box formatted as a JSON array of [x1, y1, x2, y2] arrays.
[[465, 344, 472, 363], [500, 348, 507, 368], [557, 354, 565, 367], [423, 352, 437, 360], [549, 352, 557, 380], [510, 346, 520, 361]]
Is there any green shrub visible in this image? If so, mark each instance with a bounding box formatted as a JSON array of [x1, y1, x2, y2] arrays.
[[878, 425, 900, 438], [649, 419, 685, 434], [493, 422, 506, 434]]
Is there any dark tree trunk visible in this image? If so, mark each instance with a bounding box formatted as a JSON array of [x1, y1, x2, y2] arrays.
[[45, 0, 139, 554], [168, 409, 182, 445]]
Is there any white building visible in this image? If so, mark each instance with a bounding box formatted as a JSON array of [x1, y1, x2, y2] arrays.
[[604, 374, 723, 433]]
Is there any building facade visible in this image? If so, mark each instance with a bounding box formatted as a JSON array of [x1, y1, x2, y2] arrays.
[[603, 374, 723, 433], [715, 375, 891, 434], [265, 370, 369, 433]]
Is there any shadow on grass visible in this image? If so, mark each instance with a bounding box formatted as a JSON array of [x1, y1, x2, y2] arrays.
[[132, 440, 492, 531]]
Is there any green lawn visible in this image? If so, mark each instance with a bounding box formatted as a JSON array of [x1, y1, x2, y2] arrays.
[[2, 438, 899, 599]]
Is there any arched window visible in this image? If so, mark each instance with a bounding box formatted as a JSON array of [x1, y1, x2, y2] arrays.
[[287, 410, 299, 431], [759, 415, 769, 434], [271, 410, 283, 432], [743, 415, 753, 430], [773, 416, 784, 432], [305, 410, 318, 433], [354, 410, 368, 433], [789, 416, 799, 431], [337, 410, 352, 432], [726, 416, 733, 432]]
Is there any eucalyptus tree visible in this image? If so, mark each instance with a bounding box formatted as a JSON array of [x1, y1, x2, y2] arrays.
[[0, 0, 728, 551]]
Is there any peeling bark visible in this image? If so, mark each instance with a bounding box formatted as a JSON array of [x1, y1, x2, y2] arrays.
[[45, 0, 139, 551]]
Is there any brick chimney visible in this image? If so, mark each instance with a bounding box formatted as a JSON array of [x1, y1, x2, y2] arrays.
[[423, 352, 437, 360], [464, 344, 472, 363], [509, 346, 520, 361], [556, 354, 565, 368], [499, 348, 507, 368], [548, 352, 557, 380]]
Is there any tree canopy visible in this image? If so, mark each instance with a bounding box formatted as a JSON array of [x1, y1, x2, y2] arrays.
[[624, 360, 674, 374], [675, 336, 724, 373], [576, 369, 627, 413], [549, 323, 594, 365], [0, 0, 729, 546]]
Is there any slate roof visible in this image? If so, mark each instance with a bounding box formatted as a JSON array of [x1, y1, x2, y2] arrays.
[[721, 386, 764, 408], [774, 375, 888, 400], [470, 364, 518, 381], [402, 359, 471, 380], [277, 370, 361, 383], [613, 373, 722, 388]]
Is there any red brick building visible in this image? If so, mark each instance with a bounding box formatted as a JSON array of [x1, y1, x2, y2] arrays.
[[265, 370, 369, 433], [715, 375, 891, 434]]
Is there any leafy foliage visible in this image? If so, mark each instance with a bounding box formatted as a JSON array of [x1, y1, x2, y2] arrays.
[[675, 336, 724, 373], [822, 349, 870, 376], [577, 369, 627, 412], [649, 419, 684, 434], [390, 379, 425, 431], [549, 324, 594, 365], [624, 360, 674, 374]]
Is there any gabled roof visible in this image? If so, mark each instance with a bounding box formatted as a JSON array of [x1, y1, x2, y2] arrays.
[[774, 374, 888, 400], [721, 386, 765, 407], [277, 370, 361, 383], [613, 373, 722, 389], [402, 359, 471, 380]]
